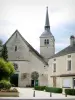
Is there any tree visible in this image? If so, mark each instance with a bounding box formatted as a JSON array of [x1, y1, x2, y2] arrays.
[[0, 40, 3, 46], [0, 58, 15, 80], [0, 40, 3, 57], [1, 44, 8, 61], [31, 71, 39, 86]]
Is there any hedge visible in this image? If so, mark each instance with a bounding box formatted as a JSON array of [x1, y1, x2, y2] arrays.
[[45, 87, 62, 93], [34, 86, 46, 91], [65, 89, 75, 95]]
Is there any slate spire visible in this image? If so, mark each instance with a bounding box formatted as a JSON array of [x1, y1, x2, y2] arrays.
[[45, 7, 50, 30]]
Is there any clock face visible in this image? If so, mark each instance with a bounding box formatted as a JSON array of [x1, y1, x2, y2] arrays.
[[13, 63, 18, 70]]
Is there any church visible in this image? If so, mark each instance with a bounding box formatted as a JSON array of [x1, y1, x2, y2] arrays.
[[5, 7, 75, 89], [5, 7, 55, 87]]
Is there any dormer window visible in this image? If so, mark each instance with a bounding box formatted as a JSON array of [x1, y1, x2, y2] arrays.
[[15, 46, 17, 51], [44, 39, 49, 45]]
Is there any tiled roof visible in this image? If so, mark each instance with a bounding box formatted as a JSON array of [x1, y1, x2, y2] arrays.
[[49, 45, 75, 59]]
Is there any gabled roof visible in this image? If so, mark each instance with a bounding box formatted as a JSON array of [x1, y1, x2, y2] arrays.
[[49, 45, 75, 59], [5, 30, 48, 65]]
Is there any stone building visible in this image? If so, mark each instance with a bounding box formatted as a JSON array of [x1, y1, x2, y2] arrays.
[[5, 7, 54, 87]]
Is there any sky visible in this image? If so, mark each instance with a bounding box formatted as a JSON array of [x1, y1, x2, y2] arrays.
[[0, 0, 75, 53]]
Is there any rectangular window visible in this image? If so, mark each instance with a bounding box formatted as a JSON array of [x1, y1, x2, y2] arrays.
[[63, 79, 71, 88], [67, 60, 71, 71], [15, 46, 17, 51], [68, 55, 71, 58], [53, 63, 56, 72]]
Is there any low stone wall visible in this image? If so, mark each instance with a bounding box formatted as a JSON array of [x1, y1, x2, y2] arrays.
[[0, 92, 19, 97]]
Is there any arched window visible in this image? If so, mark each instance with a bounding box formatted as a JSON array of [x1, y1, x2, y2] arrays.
[[16, 33, 17, 38], [47, 39, 49, 44], [44, 39, 46, 45], [15, 46, 17, 51]]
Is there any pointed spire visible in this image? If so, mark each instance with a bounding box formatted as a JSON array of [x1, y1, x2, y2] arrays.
[[45, 7, 50, 30]]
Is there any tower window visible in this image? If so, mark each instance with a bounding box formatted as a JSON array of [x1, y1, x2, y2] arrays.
[[15, 46, 17, 51], [47, 39, 49, 44], [44, 39, 46, 44], [44, 39, 49, 45]]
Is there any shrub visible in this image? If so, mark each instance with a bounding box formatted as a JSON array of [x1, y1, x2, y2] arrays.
[[65, 89, 75, 95], [45, 87, 62, 93], [0, 58, 15, 80], [34, 86, 46, 91], [0, 80, 11, 89]]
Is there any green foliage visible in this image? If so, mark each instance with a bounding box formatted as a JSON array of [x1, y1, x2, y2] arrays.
[[0, 58, 15, 80], [0, 40, 3, 57], [0, 40, 3, 46], [1, 44, 8, 61], [34, 86, 46, 91], [0, 80, 11, 89], [45, 87, 62, 93], [65, 89, 75, 95]]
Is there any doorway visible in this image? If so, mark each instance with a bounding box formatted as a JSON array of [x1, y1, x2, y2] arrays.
[[73, 78, 75, 88], [10, 74, 18, 87], [31, 80, 38, 87], [53, 76, 56, 87], [31, 80, 34, 87]]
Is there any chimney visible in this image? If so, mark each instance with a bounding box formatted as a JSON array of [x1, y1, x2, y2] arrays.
[[70, 35, 75, 46]]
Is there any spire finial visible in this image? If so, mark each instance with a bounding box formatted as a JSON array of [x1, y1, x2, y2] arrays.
[[46, 6, 48, 9], [45, 6, 50, 30]]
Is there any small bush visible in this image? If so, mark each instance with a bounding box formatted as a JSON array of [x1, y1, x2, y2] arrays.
[[34, 86, 46, 91], [0, 80, 11, 89], [65, 89, 75, 95], [45, 87, 62, 93]]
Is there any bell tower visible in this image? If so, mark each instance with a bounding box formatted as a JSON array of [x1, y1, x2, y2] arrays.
[[40, 7, 55, 59]]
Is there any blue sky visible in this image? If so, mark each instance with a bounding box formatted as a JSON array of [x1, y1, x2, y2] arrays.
[[0, 0, 75, 53]]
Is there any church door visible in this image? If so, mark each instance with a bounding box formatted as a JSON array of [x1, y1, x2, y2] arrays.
[[53, 76, 56, 87], [31, 80, 34, 87], [31, 80, 38, 87], [10, 74, 18, 87]]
